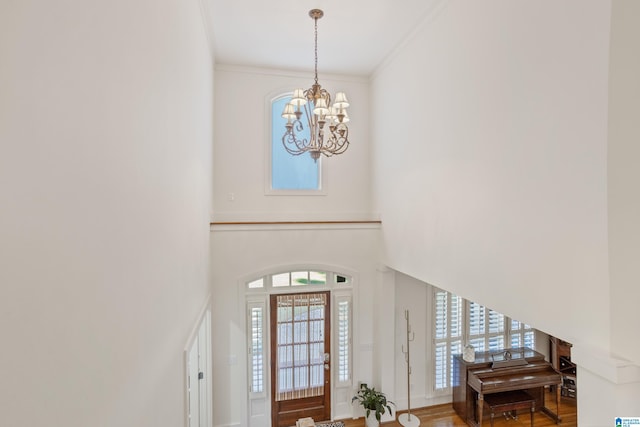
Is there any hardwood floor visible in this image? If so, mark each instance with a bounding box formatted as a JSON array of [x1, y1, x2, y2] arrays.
[[340, 394, 576, 427]]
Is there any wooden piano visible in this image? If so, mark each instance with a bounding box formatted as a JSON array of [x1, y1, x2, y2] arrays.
[[452, 348, 562, 427]]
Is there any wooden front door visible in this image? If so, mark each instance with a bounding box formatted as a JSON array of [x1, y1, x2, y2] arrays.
[[270, 292, 331, 427]]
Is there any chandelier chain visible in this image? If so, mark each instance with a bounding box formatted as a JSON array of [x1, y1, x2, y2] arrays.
[[314, 15, 319, 85]]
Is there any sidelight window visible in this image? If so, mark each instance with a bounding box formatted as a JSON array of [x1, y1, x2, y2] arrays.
[[335, 295, 352, 384], [248, 300, 266, 395]]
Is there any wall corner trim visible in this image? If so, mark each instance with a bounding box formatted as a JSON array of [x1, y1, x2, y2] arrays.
[[572, 343, 640, 384]]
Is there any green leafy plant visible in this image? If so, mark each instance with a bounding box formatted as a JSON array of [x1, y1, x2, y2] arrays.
[[351, 384, 395, 422]]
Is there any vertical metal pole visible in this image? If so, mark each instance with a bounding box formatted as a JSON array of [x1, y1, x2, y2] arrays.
[[405, 310, 411, 416], [399, 310, 419, 427]]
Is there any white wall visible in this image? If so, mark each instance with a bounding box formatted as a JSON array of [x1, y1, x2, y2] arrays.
[[578, 367, 640, 427], [608, 0, 640, 367], [372, 0, 610, 349], [574, 0, 640, 423], [394, 274, 430, 410], [213, 66, 372, 222], [210, 224, 381, 427], [210, 62, 376, 427], [371, 0, 639, 421], [0, 0, 213, 426]]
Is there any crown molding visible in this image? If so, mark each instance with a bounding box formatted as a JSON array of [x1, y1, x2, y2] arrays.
[[210, 220, 381, 232], [214, 63, 369, 84], [371, 0, 451, 80]]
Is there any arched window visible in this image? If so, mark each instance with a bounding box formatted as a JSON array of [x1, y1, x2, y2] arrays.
[[270, 95, 320, 191]]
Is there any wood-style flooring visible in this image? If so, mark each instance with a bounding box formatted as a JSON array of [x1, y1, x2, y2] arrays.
[[340, 395, 577, 427]]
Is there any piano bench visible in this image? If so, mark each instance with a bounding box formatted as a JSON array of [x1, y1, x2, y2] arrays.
[[484, 390, 535, 427]]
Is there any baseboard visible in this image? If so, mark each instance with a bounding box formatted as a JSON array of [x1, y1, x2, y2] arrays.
[[214, 423, 241, 427]]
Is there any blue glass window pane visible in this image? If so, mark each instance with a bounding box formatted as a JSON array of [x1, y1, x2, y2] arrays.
[[272, 96, 319, 190]]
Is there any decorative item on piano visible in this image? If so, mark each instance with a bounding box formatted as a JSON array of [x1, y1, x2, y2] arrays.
[[490, 348, 529, 368], [463, 343, 475, 362]]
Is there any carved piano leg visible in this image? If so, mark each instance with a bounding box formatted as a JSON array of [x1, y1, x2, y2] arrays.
[[541, 385, 563, 423], [530, 405, 535, 427], [477, 393, 484, 427]]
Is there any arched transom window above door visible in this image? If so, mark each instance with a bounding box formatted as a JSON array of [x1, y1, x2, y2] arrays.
[[247, 269, 352, 291]]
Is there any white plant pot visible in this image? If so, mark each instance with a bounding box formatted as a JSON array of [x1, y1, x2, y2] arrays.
[[365, 412, 380, 427]]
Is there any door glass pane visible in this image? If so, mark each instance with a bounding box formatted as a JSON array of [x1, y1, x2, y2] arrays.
[[278, 323, 292, 344], [310, 364, 323, 387], [293, 322, 307, 343], [294, 366, 309, 389], [275, 293, 327, 401], [294, 344, 308, 364], [279, 368, 293, 391]]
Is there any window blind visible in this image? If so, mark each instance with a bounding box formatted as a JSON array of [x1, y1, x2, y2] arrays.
[[275, 293, 326, 401]]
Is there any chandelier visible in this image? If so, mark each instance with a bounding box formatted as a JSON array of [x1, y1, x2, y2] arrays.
[[281, 9, 350, 162]]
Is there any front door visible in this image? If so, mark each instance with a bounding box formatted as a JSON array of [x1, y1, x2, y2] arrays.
[[270, 292, 331, 427]]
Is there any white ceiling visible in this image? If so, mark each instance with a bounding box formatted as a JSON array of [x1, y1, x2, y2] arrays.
[[204, 0, 441, 76]]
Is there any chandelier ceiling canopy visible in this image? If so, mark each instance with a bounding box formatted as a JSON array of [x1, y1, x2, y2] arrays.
[[281, 9, 351, 161]]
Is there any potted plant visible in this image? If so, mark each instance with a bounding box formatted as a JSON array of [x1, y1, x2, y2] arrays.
[[352, 384, 395, 427]]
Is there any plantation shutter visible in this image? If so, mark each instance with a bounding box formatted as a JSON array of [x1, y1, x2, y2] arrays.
[[336, 296, 351, 383], [510, 319, 535, 348], [433, 290, 462, 391], [248, 302, 265, 394], [467, 303, 505, 352], [432, 287, 536, 392]]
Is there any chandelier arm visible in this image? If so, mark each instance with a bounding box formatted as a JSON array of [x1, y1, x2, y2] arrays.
[[282, 120, 310, 155], [323, 124, 349, 156], [281, 9, 350, 161], [282, 136, 310, 156]]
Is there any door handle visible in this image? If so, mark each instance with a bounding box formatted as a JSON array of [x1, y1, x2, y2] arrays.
[[324, 363, 330, 371]]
